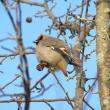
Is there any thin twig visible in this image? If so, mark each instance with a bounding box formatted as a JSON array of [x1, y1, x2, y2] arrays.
[[52, 74, 74, 110], [31, 72, 50, 90], [1, 74, 21, 90], [44, 102, 54, 110], [0, 52, 35, 58], [1, 0, 17, 32]]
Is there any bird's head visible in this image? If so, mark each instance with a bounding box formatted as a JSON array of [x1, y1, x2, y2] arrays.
[[33, 34, 46, 45]]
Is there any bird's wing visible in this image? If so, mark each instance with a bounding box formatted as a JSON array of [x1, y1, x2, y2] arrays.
[[41, 37, 69, 48], [50, 46, 82, 67]]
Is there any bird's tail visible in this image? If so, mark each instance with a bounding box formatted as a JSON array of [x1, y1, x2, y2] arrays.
[[68, 54, 82, 67]]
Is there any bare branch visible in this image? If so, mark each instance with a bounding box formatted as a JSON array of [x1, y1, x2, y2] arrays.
[[14, 0, 44, 7], [0, 52, 35, 58], [0, 98, 75, 103], [1, 74, 21, 90]]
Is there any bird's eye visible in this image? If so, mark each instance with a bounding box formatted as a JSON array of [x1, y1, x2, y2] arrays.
[[50, 46, 55, 50]]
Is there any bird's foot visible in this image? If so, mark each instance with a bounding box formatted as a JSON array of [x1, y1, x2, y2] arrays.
[[48, 66, 56, 73]]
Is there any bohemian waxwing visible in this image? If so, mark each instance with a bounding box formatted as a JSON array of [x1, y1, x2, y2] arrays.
[[34, 34, 81, 80]]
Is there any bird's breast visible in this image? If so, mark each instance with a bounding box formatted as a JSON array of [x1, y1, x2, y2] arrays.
[[36, 45, 64, 65]]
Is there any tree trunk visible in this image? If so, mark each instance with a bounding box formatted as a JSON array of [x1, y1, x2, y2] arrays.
[[96, 0, 110, 109]]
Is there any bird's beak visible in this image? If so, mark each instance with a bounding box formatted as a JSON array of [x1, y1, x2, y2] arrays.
[[33, 40, 38, 44]]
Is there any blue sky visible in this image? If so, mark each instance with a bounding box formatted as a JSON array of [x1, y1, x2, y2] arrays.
[[0, 0, 101, 110]]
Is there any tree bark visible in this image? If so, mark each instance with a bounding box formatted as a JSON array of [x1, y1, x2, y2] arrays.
[[96, 0, 110, 109]]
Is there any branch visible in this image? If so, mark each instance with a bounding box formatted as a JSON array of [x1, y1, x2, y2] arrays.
[[31, 72, 50, 90], [0, 98, 75, 103], [0, 52, 35, 57], [14, 0, 44, 7], [1, 0, 17, 32], [1, 74, 21, 90], [52, 74, 74, 109], [14, 0, 57, 21]]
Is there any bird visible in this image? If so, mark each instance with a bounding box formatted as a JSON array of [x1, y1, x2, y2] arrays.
[[34, 34, 81, 80]]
